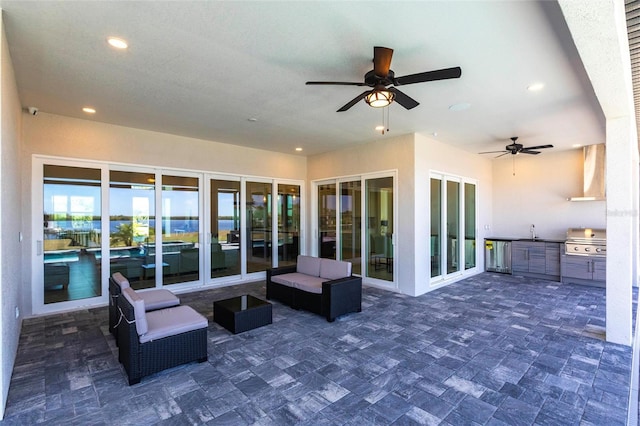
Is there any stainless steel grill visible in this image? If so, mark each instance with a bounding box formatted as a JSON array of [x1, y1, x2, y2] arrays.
[[565, 228, 606, 257]]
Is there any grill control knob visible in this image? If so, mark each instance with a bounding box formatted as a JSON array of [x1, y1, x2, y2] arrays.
[[585, 247, 591, 252], [574, 247, 579, 251], [596, 247, 602, 253]]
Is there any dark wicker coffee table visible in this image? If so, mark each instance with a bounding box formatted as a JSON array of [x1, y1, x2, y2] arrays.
[[213, 294, 272, 334]]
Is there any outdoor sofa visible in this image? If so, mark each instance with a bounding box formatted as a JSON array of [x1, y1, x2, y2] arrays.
[[266, 255, 362, 322]]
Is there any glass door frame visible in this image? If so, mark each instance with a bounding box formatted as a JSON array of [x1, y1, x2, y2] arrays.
[[363, 171, 397, 288], [430, 172, 479, 284], [312, 171, 397, 289], [158, 170, 204, 289], [203, 174, 243, 284], [32, 157, 110, 314]]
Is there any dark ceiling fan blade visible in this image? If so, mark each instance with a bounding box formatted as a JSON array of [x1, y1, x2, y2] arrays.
[[337, 91, 371, 112], [388, 87, 419, 110], [495, 152, 510, 158], [373, 46, 393, 78], [306, 81, 367, 86], [520, 150, 541, 155], [479, 150, 508, 154], [394, 66, 462, 86], [522, 144, 553, 150]]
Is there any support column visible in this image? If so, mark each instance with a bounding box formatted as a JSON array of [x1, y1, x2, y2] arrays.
[[606, 115, 636, 345]]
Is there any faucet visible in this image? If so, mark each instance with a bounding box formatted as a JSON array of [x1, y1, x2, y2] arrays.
[[530, 224, 536, 240]]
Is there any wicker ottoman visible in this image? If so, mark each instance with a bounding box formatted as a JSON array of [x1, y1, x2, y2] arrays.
[[213, 295, 272, 334]]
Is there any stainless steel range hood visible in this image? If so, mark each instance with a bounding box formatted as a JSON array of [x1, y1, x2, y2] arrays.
[[569, 144, 605, 201]]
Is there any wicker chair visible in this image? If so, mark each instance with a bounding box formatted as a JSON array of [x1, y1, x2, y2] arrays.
[[109, 272, 180, 345], [117, 287, 208, 385]]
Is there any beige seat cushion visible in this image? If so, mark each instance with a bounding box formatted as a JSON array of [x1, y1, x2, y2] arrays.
[[141, 306, 208, 343]]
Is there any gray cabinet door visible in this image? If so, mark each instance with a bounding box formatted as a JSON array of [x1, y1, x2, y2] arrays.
[[593, 258, 606, 281], [545, 243, 561, 276], [511, 242, 529, 273], [528, 244, 546, 274], [562, 255, 592, 279]]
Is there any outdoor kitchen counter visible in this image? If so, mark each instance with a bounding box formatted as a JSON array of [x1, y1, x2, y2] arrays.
[[485, 237, 565, 243]]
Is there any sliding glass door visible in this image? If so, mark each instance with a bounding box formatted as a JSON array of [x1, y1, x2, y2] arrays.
[[109, 170, 156, 290], [161, 174, 200, 285], [278, 184, 301, 267], [41, 164, 102, 306], [340, 181, 362, 275], [35, 157, 304, 313], [210, 178, 241, 278], [314, 173, 395, 286], [431, 173, 477, 281], [318, 183, 337, 259], [365, 176, 394, 282], [246, 181, 272, 273]]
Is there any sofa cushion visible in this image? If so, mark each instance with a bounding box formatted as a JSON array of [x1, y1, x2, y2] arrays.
[[296, 255, 321, 277], [112, 272, 130, 289], [122, 287, 148, 336], [270, 273, 297, 288], [141, 305, 208, 343], [140, 289, 180, 310], [291, 274, 326, 294], [319, 258, 352, 280]]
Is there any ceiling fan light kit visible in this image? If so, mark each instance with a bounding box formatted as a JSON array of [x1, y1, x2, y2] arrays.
[[306, 46, 462, 112], [365, 86, 395, 108]]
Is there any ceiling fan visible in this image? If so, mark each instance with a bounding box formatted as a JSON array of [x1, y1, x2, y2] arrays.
[[306, 46, 462, 112], [479, 137, 553, 158]]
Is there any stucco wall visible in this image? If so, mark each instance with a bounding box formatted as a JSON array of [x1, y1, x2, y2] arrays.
[[491, 148, 605, 239], [1, 15, 23, 420]]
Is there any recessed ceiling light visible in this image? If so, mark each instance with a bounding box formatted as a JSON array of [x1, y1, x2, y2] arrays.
[[107, 37, 128, 49], [448, 102, 471, 111], [527, 82, 545, 91], [375, 125, 385, 131], [295, 147, 303, 152], [82, 107, 96, 114], [248, 118, 258, 122], [572, 144, 582, 148]]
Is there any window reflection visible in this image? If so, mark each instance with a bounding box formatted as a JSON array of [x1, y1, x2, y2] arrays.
[[43, 165, 102, 304], [277, 184, 300, 267], [246, 181, 272, 273], [162, 175, 200, 285], [210, 179, 241, 278], [109, 171, 155, 289]]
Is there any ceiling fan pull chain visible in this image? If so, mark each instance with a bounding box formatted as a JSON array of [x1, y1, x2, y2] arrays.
[[387, 105, 390, 133], [513, 156, 516, 176]]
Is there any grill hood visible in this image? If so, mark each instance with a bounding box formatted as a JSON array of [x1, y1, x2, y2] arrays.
[[569, 144, 605, 201]]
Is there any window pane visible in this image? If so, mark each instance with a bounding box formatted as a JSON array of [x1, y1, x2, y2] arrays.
[[366, 177, 393, 281], [162, 175, 199, 285], [246, 181, 272, 273], [464, 183, 476, 270], [430, 178, 441, 278], [278, 184, 300, 267], [211, 179, 241, 278], [318, 183, 337, 259], [340, 181, 361, 275], [447, 180, 460, 274], [109, 171, 156, 289], [43, 165, 102, 304]]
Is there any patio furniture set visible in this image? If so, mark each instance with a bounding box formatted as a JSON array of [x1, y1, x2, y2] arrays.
[[108, 255, 362, 384]]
